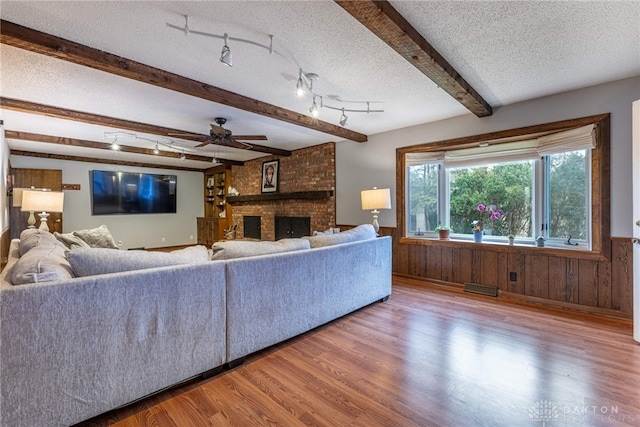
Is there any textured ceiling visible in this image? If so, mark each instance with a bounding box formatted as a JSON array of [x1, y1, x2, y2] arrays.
[[1, 0, 639, 169]]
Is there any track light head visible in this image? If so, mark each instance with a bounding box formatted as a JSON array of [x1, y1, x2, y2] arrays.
[[339, 108, 348, 127], [309, 96, 319, 117], [296, 78, 304, 97], [180, 151, 186, 161], [153, 143, 160, 154], [220, 33, 232, 67]]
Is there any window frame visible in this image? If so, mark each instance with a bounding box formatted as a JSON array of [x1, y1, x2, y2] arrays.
[[396, 114, 611, 261]]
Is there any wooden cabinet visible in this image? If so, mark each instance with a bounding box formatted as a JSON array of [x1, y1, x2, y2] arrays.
[[197, 217, 218, 247], [199, 166, 233, 245]]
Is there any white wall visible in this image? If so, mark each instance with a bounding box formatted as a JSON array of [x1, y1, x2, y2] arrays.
[[337, 76, 640, 237], [9, 156, 203, 249]]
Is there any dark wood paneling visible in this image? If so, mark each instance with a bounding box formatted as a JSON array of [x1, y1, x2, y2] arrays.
[[0, 228, 10, 270], [374, 226, 632, 317], [11, 168, 62, 238], [548, 257, 567, 302]]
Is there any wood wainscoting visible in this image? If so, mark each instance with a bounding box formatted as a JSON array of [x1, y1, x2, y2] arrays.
[[1, 228, 10, 271], [340, 225, 633, 318]]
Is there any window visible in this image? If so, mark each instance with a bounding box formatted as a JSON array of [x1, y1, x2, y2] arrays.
[[402, 119, 605, 251]]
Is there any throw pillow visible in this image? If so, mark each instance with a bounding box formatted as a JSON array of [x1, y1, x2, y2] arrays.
[[210, 238, 310, 260], [54, 232, 91, 250], [67, 245, 210, 277], [303, 224, 376, 248], [12, 243, 75, 285], [312, 227, 337, 236], [18, 228, 60, 257], [73, 225, 119, 249]]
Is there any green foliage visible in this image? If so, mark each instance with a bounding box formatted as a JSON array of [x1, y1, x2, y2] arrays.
[[548, 151, 587, 239], [408, 153, 587, 240], [449, 162, 533, 236]]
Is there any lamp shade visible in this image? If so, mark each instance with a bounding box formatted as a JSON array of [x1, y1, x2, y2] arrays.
[[21, 190, 64, 213], [361, 188, 391, 211], [12, 188, 25, 207]]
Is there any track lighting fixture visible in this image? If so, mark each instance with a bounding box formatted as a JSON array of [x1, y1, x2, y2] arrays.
[[111, 137, 119, 151], [220, 33, 232, 67], [339, 108, 348, 127], [166, 16, 385, 126], [153, 143, 160, 154], [180, 151, 186, 161]]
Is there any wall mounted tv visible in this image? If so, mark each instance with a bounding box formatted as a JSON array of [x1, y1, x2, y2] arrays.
[[90, 170, 177, 215]]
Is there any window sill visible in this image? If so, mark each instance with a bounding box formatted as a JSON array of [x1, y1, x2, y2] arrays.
[[399, 236, 608, 261]]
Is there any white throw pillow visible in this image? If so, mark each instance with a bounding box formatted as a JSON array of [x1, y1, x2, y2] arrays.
[[72, 225, 119, 249], [303, 224, 376, 248]]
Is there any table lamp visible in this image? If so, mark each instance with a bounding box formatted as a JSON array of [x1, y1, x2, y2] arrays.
[[361, 187, 391, 234], [21, 189, 64, 232]]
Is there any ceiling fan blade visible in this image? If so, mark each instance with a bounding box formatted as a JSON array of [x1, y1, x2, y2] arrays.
[[167, 132, 209, 142], [231, 135, 268, 141], [228, 139, 253, 149], [194, 141, 212, 148], [210, 124, 226, 136]]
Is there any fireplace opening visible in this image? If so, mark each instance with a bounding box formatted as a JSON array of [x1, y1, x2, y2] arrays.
[[243, 216, 261, 240], [275, 216, 311, 240]]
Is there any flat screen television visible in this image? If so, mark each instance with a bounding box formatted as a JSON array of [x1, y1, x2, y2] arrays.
[[90, 170, 177, 215]]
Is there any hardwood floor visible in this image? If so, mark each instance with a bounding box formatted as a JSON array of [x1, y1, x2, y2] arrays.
[[78, 281, 640, 427]]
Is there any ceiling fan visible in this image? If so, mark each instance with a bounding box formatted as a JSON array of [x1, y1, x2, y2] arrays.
[[171, 117, 268, 150]]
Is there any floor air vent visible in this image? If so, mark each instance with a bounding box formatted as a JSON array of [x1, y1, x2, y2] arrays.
[[464, 282, 498, 297]]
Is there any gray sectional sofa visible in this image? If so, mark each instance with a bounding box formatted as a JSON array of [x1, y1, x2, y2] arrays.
[[0, 225, 391, 427]]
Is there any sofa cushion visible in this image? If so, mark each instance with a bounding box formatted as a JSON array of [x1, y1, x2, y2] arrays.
[[303, 224, 376, 248], [72, 225, 119, 249], [12, 243, 75, 285], [210, 238, 310, 260], [54, 232, 91, 250], [67, 245, 210, 277], [18, 228, 59, 257]]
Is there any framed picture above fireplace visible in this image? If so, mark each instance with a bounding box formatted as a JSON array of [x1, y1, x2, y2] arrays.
[[261, 159, 279, 193]]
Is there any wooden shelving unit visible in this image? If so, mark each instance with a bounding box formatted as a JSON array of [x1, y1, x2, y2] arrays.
[[199, 166, 233, 246]]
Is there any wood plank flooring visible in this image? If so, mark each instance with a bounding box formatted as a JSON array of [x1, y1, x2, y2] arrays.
[[77, 281, 640, 427]]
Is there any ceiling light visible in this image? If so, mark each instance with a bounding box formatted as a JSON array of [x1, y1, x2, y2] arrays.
[[339, 108, 348, 127], [180, 151, 186, 161], [309, 96, 319, 117], [296, 69, 305, 97], [220, 33, 232, 67], [111, 138, 120, 150], [153, 143, 160, 154]]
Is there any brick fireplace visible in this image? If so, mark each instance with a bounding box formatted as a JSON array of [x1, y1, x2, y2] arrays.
[[230, 142, 336, 241]]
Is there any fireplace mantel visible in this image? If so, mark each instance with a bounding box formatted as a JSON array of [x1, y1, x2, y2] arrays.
[[226, 190, 333, 204]]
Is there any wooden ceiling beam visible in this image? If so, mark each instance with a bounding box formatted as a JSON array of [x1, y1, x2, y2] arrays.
[[4, 130, 219, 162], [335, 1, 492, 117], [7, 130, 245, 166], [0, 19, 367, 143], [9, 150, 205, 172], [0, 97, 282, 159]]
